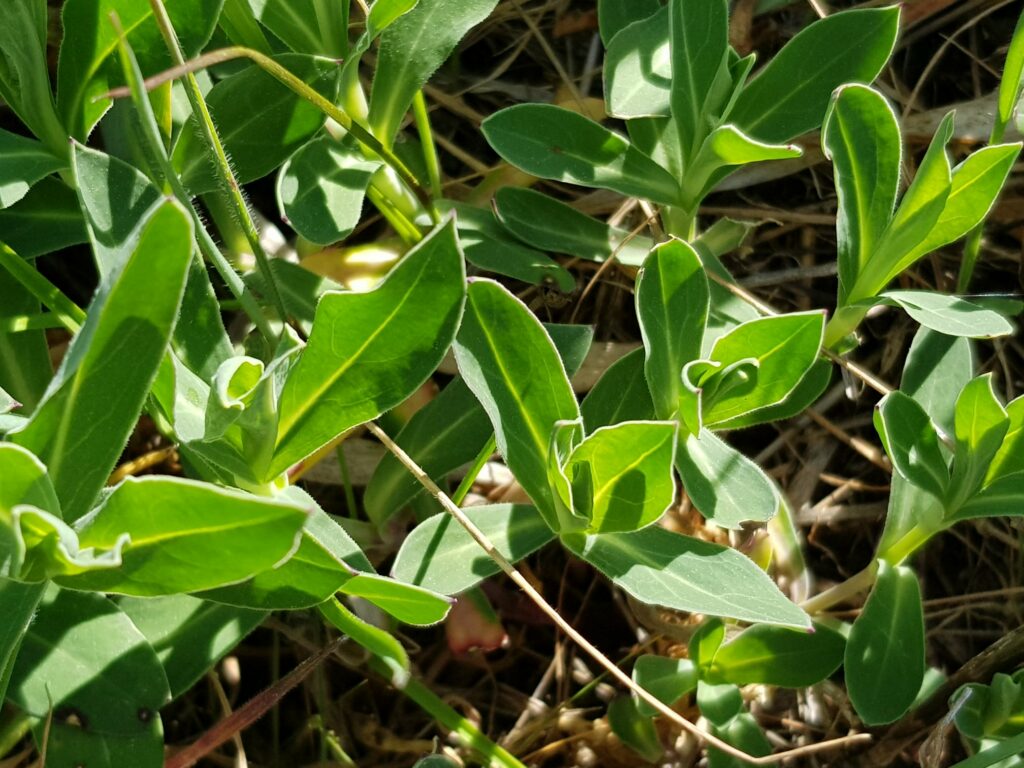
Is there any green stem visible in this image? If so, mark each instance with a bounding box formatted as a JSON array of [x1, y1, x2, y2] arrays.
[[958, 115, 1010, 293], [0, 710, 32, 758], [366, 184, 424, 245], [335, 444, 360, 517], [106, 46, 437, 223], [149, 0, 291, 334], [800, 561, 878, 615], [879, 521, 938, 567], [451, 436, 497, 506], [384, 667, 527, 768], [0, 243, 85, 332], [412, 90, 443, 201], [112, 14, 276, 341]]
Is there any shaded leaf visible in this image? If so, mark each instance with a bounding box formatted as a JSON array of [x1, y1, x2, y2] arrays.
[[874, 391, 949, 501], [581, 348, 656, 432], [707, 623, 845, 687], [0, 129, 63, 209], [845, 561, 925, 725], [632, 655, 698, 717]]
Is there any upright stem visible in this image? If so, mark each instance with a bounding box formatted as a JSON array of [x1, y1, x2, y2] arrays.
[[412, 90, 444, 200], [149, 0, 290, 334]]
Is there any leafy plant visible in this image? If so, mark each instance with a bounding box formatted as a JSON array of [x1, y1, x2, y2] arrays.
[[0, 0, 1022, 765]]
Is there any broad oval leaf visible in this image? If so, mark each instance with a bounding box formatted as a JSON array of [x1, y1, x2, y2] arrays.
[[173, 54, 341, 195], [277, 134, 383, 245], [494, 187, 653, 267], [598, 0, 661, 44], [563, 526, 810, 628], [453, 280, 580, 529], [54, 476, 310, 595], [845, 561, 925, 725], [565, 421, 678, 534], [729, 7, 900, 143], [9, 200, 194, 521], [607, 696, 663, 762], [949, 375, 1009, 507], [636, 239, 710, 421], [706, 623, 845, 688], [482, 104, 681, 206], [392, 504, 555, 595], [270, 217, 465, 480]]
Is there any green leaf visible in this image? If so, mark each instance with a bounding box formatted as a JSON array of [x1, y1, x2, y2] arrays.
[[690, 618, 726, 670], [597, 0, 661, 44], [340, 573, 452, 626], [904, 143, 1021, 266], [604, 4, 670, 119], [987, 395, 1024, 482], [632, 655, 698, 717], [564, 421, 677, 534], [714, 357, 831, 430], [9, 587, 170, 747], [369, 0, 499, 146], [684, 125, 801, 204], [845, 561, 925, 725], [675, 429, 778, 529], [277, 134, 383, 245], [319, 597, 411, 686], [0, 128, 63, 209], [729, 7, 899, 143], [118, 595, 265, 698], [366, 0, 420, 36], [270, 217, 465, 480], [581, 348, 656, 432], [708, 712, 771, 768], [668, 0, 728, 163], [453, 280, 580, 530], [608, 696, 663, 762], [874, 391, 950, 502], [0, 0, 67, 153], [392, 504, 555, 595], [9, 200, 194, 521], [200, 488, 374, 609], [852, 114, 955, 301], [823, 84, 901, 302], [442, 201, 575, 292], [879, 291, 1014, 339], [494, 187, 653, 267], [636, 239, 709, 421], [482, 104, 681, 206], [53, 476, 310, 595], [999, 10, 1024, 129], [365, 324, 592, 528], [172, 54, 341, 195], [706, 623, 845, 688], [563, 526, 810, 628], [697, 681, 743, 727], [58, 0, 223, 140], [878, 329, 972, 560], [947, 375, 1009, 509], [246, 0, 346, 56], [0, 177, 87, 260], [951, 471, 1024, 522], [700, 311, 825, 427], [0, 581, 45, 703]]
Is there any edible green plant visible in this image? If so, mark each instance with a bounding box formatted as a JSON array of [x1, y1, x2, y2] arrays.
[[0, 0, 1022, 765]]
